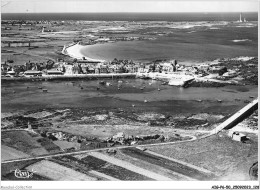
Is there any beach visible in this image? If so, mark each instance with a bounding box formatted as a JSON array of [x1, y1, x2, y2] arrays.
[[64, 43, 105, 62]]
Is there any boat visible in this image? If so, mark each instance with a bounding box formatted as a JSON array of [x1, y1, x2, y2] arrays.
[[106, 82, 111, 86], [139, 75, 150, 80], [99, 81, 105, 85]]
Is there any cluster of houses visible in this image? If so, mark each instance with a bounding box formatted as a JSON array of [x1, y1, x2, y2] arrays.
[[1, 58, 139, 77], [104, 132, 166, 146], [82, 36, 154, 44], [2, 56, 232, 80], [40, 130, 91, 143], [40, 129, 167, 152], [2, 19, 63, 26]]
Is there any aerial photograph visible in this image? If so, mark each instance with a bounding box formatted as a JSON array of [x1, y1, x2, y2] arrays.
[[1, 0, 258, 189]]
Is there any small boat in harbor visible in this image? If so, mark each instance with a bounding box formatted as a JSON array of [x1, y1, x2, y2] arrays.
[[139, 75, 150, 80]]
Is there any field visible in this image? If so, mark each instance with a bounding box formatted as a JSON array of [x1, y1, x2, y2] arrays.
[[53, 140, 81, 151], [50, 154, 154, 180], [1, 130, 63, 156], [26, 160, 97, 181], [1, 131, 49, 156], [120, 147, 213, 180], [87, 152, 168, 180], [1, 145, 30, 162], [112, 149, 185, 180], [3, 172, 51, 181], [147, 132, 258, 180], [1, 159, 42, 178]]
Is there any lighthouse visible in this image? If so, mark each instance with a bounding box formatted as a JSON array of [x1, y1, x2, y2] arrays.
[[239, 13, 243, 22]]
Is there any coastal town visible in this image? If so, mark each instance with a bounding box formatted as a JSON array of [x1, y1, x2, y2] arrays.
[[1, 17, 258, 88], [2, 50, 258, 88]]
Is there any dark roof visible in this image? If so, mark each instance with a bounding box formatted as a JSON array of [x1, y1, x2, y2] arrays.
[[47, 70, 63, 73]]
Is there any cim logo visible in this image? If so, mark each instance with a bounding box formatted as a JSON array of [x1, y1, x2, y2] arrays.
[[14, 169, 35, 179]]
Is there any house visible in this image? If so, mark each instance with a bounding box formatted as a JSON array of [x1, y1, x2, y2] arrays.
[[112, 132, 125, 141], [228, 131, 247, 142], [23, 70, 42, 77], [95, 68, 100, 74], [162, 62, 176, 73], [46, 70, 64, 75], [100, 65, 108, 73], [64, 65, 72, 75], [6, 70, 16, 77], [4, 27, 12, 30], [209, 66, 226, 74], [197, 64, 210, 72]]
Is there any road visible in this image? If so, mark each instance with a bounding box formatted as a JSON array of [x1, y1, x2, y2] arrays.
[[1, 134, 197, 164]]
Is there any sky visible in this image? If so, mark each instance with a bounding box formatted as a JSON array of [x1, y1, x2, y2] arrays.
[[1, 0, 259, 13]]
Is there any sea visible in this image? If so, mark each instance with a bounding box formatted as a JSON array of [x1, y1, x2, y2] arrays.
[[1, 12, 258, 21]]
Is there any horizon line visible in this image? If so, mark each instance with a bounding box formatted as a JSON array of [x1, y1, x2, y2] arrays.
[[2, 11, 258, 14]]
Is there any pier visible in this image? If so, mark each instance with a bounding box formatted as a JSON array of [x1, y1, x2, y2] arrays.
[[211, 98, 258, 134], [1, 40, 45, 47]]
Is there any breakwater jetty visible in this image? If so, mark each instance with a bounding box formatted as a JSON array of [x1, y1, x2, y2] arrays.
[[1, 73, 136, 82], [211, 98, 258, 134]]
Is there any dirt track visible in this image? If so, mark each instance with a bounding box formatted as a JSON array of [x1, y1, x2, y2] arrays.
[[88, 152, 173, 181], [120, 147, 215, 180]]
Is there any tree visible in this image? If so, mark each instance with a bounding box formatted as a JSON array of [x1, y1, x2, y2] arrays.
[[73, 58, 77, 63], [218, 67, 228, 76], [46, 60, 55, 70], [78, 64, 83, 74]]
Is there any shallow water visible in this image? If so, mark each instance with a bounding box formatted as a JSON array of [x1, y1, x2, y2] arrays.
[[1, 79, 257, 116]]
